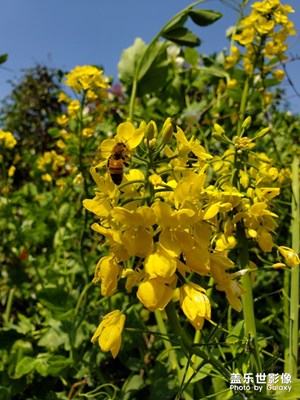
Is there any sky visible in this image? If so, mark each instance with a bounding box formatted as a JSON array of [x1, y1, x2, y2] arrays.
[[1, 0, 299, 112]]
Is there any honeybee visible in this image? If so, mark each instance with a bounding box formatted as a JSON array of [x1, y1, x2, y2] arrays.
[[107, 143, 130, 185]]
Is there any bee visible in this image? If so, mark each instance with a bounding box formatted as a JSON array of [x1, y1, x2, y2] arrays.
[[107, 142, 130, 185]]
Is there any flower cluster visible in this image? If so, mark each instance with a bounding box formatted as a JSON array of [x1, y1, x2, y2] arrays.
[[226, 0, 295, 78], [56, 65, 110, 142], [65, 65, 109, 96], [84, 115, 299, 357], [0, 130, 17, 150], [0, 130, 17, 194], [36, 150, 69, 183]]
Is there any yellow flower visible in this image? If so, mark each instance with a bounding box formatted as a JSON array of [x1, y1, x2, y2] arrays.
[[56, 139, 66, 150], [56, 115, 68, 126], [215, 278, 245, 312], [91, 224, 130, 262], [100, 120, 145, 162], [137, 276, 176, 311], [256, 16, 275, 35], [8, 165, 16, 177], [180, 283, 211, 330], [91, 310, 126, 358], [82, 128, 94, 137], [93, 256, 122, 296], [148, 174, 163, 187], [278, 246, 300, 267], [0, 130, 17, 149], [227, 79, 237, 89], [273, 69, 285, 80], [58, 92, 69, 102], [145, 245, 177, 278], [67, 99, 80, 117], [41, 173, 52, 182], [65, 65, 109, 93]]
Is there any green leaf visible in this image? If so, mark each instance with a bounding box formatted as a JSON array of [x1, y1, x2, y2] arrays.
[[37, 287, 73, 312], [118, 38, 147, 86], [14, 356, 37, 379], [34, 354, 50, 376], [201, 65, 230, 79], [48, 127, 61, 138], [226, 321, 245, 344], [188, 9, 222, 26], [162, 13, 188, 32], [184, 47, 199, 67], [140, 67, 169, 96], [0, 53, 8, 64], [58, 203, 70, 224], [122, 374, 144, 400], [7, 340, 34, 378], [162, 27, 200, 47], [138, 41, 168, 81], [37, 324, 69, 350], [47, 355, 72, 376]]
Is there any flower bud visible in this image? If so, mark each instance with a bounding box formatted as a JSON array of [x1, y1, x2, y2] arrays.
[[161, 118, 173, 145], [145, 120, 157, 141], [254, 127, 270, 139], [241, 116, 252, 130], [213, 123, 225, 135]]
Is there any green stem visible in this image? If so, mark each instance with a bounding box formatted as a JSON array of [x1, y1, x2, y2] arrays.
[[288, 154, 299, 376], [283, 267, 290, 373], [237, 76, 249, 137], [128, 0, 207, 120], [4, 287, 15, 325], [154, 310, 180, 372], [237, 221, 262, 373], [165, 301, 231, 381]]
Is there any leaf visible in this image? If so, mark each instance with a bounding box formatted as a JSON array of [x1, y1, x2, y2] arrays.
[[7, 340, 34, 378], [162, 27, 200, 47], [138, 64, 169, 97], [201, 65, 230, 79], [184, 47, 199, 67], [138, 41, 168, 81], [58, 203, 70, 224], [118, 38, 147, 86], [37, 287, 73, 312], [122, 374, 144, 400], [162, 13, 188, 32], [188, 10, 222, 26], [226, 321, 245, 345], [0, 53, 8, 64], [47, 355, 72, 376], [14, 356, 37, 379]]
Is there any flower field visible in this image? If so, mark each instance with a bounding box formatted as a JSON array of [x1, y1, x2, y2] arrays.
[[0, 1, 299, 399]]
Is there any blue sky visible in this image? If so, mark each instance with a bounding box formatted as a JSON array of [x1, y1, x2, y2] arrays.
[[1, 0, 299, 112]]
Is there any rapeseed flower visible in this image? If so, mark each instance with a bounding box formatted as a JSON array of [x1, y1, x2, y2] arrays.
[[91, 310, 126, 358], [180, 283, 211, 330], [0, 130, 17, 149], [278, 246, 300, 267], [65, 65, 109, 94]]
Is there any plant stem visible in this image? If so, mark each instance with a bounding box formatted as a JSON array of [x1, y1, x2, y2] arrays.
[[288, 154, 299, 376], [4, 287, 15, 325], [237, 221, 262, 372], [154, 310, 180, 372], [128, 0, 207, 120], [165, 301, 231, 380]]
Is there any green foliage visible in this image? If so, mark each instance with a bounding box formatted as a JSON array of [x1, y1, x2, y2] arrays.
[[0, 1, 299, 399]]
